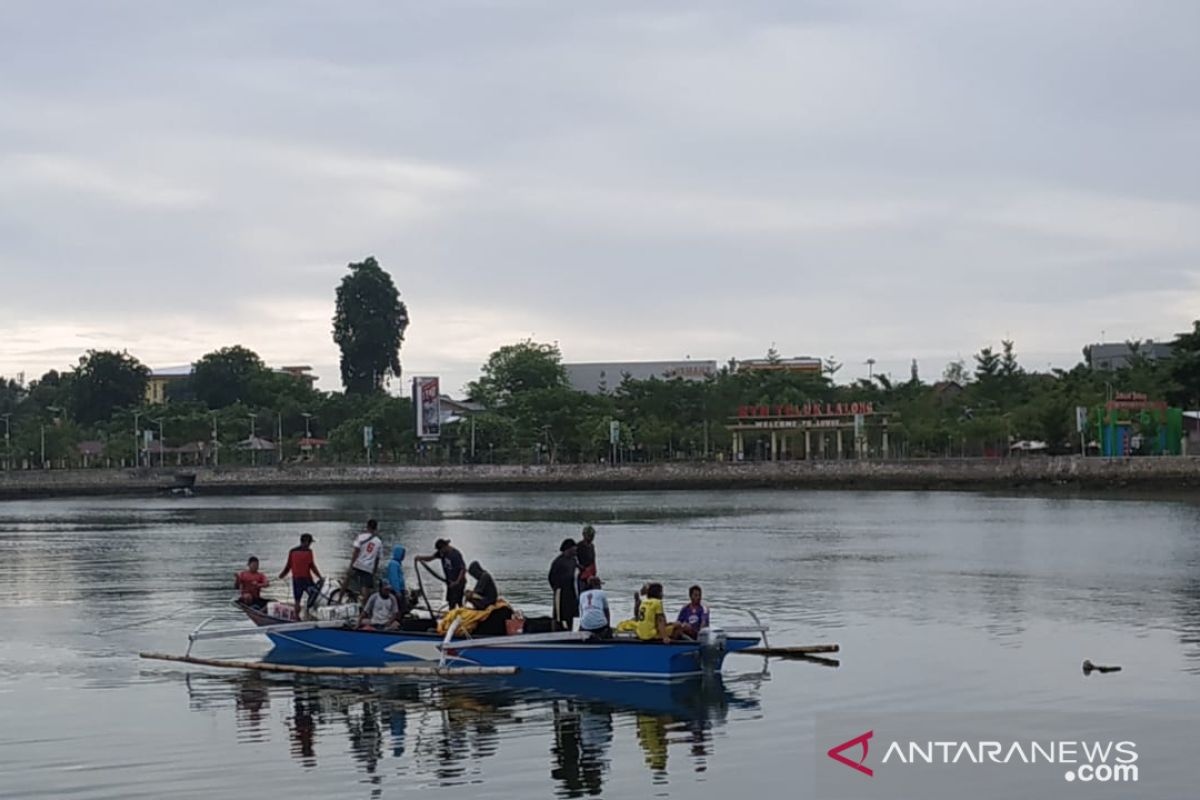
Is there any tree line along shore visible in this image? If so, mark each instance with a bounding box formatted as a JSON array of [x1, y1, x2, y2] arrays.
[[4, 255, 1200, 470]]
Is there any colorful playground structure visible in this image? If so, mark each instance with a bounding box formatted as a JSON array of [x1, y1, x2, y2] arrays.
[[1094, 393, 1183, 457]]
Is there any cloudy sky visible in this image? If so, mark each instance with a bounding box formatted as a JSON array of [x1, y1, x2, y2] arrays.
[[2, 0, 1198, 394]]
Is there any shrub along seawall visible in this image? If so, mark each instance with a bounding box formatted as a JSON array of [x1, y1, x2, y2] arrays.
[[3, 457, 1200, 499]]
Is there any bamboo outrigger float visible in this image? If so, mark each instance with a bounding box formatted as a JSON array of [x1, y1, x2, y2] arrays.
[[139, 651, 516, 676]]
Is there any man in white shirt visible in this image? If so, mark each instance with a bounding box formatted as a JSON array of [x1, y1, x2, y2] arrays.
[[577, 576, 611, 638], [359, 581, 401, 630], [349, 518, 384, 599]]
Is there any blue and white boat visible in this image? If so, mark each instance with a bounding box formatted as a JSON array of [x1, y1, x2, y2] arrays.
[[189, 602, 765, 679]]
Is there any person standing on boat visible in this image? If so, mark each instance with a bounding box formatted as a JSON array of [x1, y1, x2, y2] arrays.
[[675, 585, 709, 638], [465, 561, 499, 610], [359, 581, 402, 630], [575, 525, 597, 595], [348, 519, 384, 600], [416, 538, 467, 609], [385, 544, 408, 616], [549, 538, 579, 631], [234, 555, 269, 610], [578, 576, 611, 638], [279, 533, 322, 617]]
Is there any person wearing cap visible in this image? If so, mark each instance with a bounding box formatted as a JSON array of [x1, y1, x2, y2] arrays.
[[279, 533, 322, 617], [577, 576, 611, 639], [548, 538, 579, 631], [575, 525, 597, 595], [415, 538, 467, 609], [359, 580, 401, 630], [464, 561, 499, 610], [348, 518, 384, 599]]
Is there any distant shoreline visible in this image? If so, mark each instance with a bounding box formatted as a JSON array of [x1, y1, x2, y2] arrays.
[[2, 457, 1199, 500]]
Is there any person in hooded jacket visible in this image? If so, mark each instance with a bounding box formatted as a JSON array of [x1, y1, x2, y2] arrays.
[[385, 545, 409, 618], [549, 538, 579, 631]]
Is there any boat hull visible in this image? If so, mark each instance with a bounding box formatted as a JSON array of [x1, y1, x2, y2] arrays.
[[244, 603, 761, 679], [263, 627, 759, 679]]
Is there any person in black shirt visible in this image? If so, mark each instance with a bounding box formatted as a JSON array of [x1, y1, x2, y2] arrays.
[[415, 538, 467, 609], [575, 525, 597, 595], [549, 538, 579, 631], [465, 561, 499, 610]]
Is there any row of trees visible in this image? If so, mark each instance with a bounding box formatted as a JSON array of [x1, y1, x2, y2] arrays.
[[438, 329, 1200, 463], [4, 245, 1200, 466], [1, 256, 414, 468]]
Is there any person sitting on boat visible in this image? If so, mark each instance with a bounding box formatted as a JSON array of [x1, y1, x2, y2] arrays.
[[359, 581, 402, 631], [549, 538, 579, 631], [415, 538, 467, 609], [234, 555, 269, 610], [279, 533, 322, 618], [575, 524, 597, 595], [635, 583, 682, 644], [465, 561, 499, 610], [385, 544, 408, 616], [578, 576, 611, 639], [675, 584, 710, 638], [348, 518, 384, 600]]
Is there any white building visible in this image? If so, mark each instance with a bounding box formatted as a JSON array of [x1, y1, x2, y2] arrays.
[[563, 360, 717, 395]]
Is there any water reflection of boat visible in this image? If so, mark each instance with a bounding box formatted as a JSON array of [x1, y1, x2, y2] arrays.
[[177, 665, 763, 793], [490, 669, 752, 720]]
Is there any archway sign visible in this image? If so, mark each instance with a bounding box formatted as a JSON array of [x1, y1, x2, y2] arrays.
[[728, 401, 888, 461]]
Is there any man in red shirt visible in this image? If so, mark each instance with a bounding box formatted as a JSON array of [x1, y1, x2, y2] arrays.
[[279, 533, 322, 617], [235, 556, 270, 610]]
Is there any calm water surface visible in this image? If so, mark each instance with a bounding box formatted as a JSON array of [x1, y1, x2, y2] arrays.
[[1, 490, 1198, 798]]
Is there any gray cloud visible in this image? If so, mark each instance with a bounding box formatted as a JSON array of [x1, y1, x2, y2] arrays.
[[1, 0, 1197, 395]]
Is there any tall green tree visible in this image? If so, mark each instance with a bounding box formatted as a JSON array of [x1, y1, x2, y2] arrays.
[[192, 346, 272, 409], [468, 340, 567, 406], [1169, 322, 1200, 407], [333, 256, 410, 394], [68, 350, 148, 425], [974, 346, 1000, 381]]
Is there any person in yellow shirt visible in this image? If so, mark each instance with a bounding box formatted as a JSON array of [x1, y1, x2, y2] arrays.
[[634, 583, 682, 644]]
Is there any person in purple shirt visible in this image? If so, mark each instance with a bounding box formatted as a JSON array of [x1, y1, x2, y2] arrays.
[[676, 585, 709, 638]]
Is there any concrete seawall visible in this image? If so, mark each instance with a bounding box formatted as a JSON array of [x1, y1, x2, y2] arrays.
[[3, 457, 1200, 499]]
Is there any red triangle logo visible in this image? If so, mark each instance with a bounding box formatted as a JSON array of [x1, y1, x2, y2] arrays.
[[827, 730, 874, 777]]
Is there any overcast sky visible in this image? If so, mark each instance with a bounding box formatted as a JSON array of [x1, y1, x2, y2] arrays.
[[2, 0, 1198, 395]]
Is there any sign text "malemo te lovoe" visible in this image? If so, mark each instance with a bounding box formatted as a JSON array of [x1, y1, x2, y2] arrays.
[[737, 402, 876, 419]]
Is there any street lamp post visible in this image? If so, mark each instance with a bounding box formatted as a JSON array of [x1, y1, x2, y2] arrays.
[[1, 413, 10, 471], [153, 418, 165, 467], [210, 413, 219, 467], [301, 412, 312, 438], [41, 405, 62, 469], [276, 411, 283, 465], [248, 414, 257, 467], [133, 411, 142, 468]]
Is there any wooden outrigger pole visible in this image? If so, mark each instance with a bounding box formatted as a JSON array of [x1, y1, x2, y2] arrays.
[[139, 652, 517, 676], [739, 644, 840, 657]]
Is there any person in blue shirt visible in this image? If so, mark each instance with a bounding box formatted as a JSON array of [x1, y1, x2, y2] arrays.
[[385, 544, 407, 617], [676, 585, 709, 639]]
